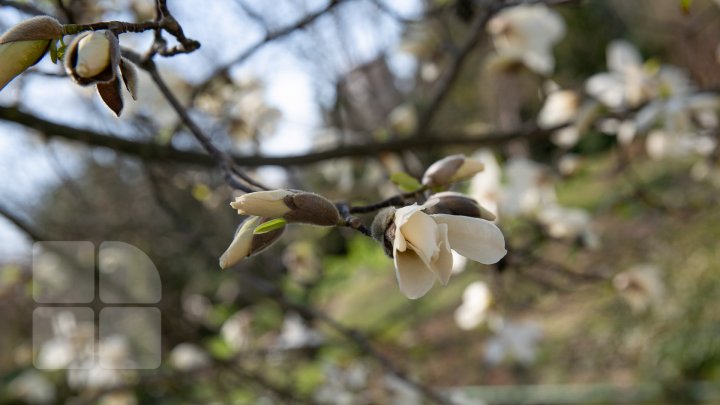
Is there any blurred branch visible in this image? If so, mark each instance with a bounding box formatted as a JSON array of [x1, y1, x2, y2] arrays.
[[0, 0, 46, 16], [0, 203, 42, 242], [0, 105, 562, 168]]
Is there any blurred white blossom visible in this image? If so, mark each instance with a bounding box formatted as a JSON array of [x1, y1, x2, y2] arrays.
[[613, 264, 666, 314], [169, 343, 211, 371], [470, 149, 502, 218], [586, 40, 653, 109], [275, 312, 324, 350], [221, 311, 252, 353], [486, 4, 565, 75], [500, 157, 556, 217], [485, 318, 543, 366], [8, 370, 56, 404], [455, 281, 492, 330]]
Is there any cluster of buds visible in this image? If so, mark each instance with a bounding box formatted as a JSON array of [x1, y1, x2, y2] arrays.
[[0, 16, 63, 91], [220, 190, 342, 269], [64, 30, 138, 116]]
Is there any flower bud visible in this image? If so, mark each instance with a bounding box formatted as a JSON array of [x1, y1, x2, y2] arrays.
[[231, 190, 293, 218], [0, 16, 63, 91], [424, 192, 496, 221], [282, 191, 342, 226], [371, 207, 396, 257], [422, 154, 485, 187], [65, 31, 120, 85], [219, 216, 285, 269], [231, 190, 342, 227], [75, 32, 110, 78]]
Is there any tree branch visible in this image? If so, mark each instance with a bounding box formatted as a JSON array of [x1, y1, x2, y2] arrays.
[[0, 105, 561, 167]]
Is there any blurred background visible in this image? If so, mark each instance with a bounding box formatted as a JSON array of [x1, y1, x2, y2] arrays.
[[1, 0, 720, 403]]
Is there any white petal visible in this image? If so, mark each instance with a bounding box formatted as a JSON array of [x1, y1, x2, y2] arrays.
[[607, 40, 642, 73], [219, 217, 258, 269], [230, 190, 292, 217], [393, 249, 436, 299], [75, 32, 110, 78], [429, 223, 453, 285], [399, 209, 440, 264], [586, 73, 625, 108], [431, 214, 507, 264]]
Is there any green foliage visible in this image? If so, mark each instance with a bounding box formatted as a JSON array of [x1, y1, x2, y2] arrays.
[[390, 171, 422, 192], [254, 218, 287, 234]]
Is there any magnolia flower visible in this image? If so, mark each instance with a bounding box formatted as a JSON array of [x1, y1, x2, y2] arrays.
[[65, 31, 138, 116], [387, 103, 418, 136], [485, 318, 543, 366], [613, 264, 665, 314], [454, 281, 492, 330], [8, 371, 56, 404], [230, 190, 341, 226], [422, 154, 485, 187], [221, 311, 252, 353], [219, 216, 285, 269], [373, 200, 506, 299], [500, 157, 557, 217], [169, 343, 211, 371], [486, 4, 565, 75], [537, 90, 601, 148], [537, 204, 599, 248], [628, 67, 720, 159], [469, 149, 502, 218], [586, 40, 653, 109], [275, 312, 324, 350], [0, 16, 63, 91]]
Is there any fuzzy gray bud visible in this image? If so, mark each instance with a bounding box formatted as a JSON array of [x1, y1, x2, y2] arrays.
[[424, 192, 496, 221]]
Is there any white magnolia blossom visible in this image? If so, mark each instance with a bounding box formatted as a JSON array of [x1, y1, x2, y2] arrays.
[[537, 90, 601, 148], [586, 40, 654, 109], [169, 343, 211, 371], [500, 157, 557, 217], [613, 264, 666, 314], [8, 370, 56, 404], [469, 149, 502, 218], [36, 310, 94, 369], [486, 4, 565, 75], [392, 200, 506, 299], [221, 311, 252, 353], [314, 362, 369, 405], [628, 67, 720, 159], [387, 103, 418, 136], [454, 281, 492, 330], [275, 312, 324, 350], [485, 318, 543, 366], [67, 335, 137, 391], [537, 204, 599, 248]]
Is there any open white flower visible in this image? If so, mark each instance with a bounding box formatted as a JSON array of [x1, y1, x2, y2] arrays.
[[586, 40, 653, 109], [391, 200, 506, 299], [486, 4, 565, 75]]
